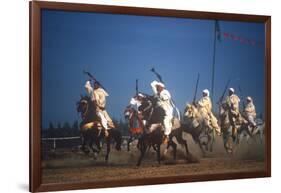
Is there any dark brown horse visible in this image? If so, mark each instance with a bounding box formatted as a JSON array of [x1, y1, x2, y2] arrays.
[[76, 96, 122, 162], [136, 96, 193, 166]]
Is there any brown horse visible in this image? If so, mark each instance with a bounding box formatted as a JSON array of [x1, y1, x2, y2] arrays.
[[135, 96, 193, 166], [76, 96, 122, 162]]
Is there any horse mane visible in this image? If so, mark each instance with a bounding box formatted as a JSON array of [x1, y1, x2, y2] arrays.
[[78, 95, 99, 124]]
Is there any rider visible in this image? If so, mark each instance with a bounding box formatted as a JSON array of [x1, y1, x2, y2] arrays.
[[224, 87, 241, 137], [84, 80, 114, 137], [150, 80, 174, 144], [130, 93, 152, 128], [243, 96, 257, 133], [197, 89, 221, 136]]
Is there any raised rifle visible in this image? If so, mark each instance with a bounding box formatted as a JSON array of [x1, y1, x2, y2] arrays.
[[238, 85, 245, 109], [150, 67, 164, 83], [218, 79, 231, 104], [83, 70, 107, 92], [193, 73, 200, 104], [136, 79, 139, 96]]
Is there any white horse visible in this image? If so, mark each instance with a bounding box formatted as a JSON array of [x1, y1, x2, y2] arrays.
[[237, 118, 265, 144], [183, 103, 216, 155]]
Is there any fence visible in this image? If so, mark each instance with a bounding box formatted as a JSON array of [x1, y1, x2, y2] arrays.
[[42, 136, 131, 151]]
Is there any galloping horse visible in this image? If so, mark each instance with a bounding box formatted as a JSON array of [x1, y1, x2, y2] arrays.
[[237, 118, 265, 144], [219, 102, 248, 154], [183, 103, 216, 155], [76, 96, 122, 162], [136, 96, 192, 166]]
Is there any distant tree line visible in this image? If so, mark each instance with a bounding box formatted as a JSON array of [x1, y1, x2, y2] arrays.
[[42, 118, 129, 138]]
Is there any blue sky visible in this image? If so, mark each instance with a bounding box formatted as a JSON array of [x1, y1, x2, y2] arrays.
[[41, 10, 265, 128]]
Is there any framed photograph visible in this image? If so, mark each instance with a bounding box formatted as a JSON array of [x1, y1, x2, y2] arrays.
[[30, 1, 271, 192]]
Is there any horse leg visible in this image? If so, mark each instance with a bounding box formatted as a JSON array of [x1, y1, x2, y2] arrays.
[[81, 134, 90, 155], [164, 139, 171, 157], [105, 137, 111, 162], [137, 139, 147, 166], [209, 129, 215, 152], [156, 143, 161, 164], [175, 133, 190, 158], [259, 131, 263, 143], [225, 136, 233, 154], [88, 139, 99, 159], [168, 139, 177, 160], [137, 138, 141, 150], [127, 136, 133, 151], [206, 134, 211, 151], [95, 138, 101, 153], [89, 139, 99, 153], [152, 144, 157, 152], [199, 141, 206, 156]]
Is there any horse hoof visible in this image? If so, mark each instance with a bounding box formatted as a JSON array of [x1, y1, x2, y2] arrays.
[[93, 153, 98, 160]]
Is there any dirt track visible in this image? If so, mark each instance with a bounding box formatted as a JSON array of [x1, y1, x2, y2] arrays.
[[42, 135, 265, 184]]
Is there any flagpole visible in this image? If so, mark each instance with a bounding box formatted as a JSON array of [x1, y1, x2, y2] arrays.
[[211, 20, 218, 103]]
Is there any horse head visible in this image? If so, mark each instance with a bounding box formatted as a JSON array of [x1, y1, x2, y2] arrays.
[[124, 105, 134, 121], [184, 103, 198, 119], [184, 103, 202, 128], [76, 96, 98, 122], [77, 96, 89, 114]]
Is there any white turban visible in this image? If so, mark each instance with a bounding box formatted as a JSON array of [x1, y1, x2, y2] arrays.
[[203, 89, 209, 96], [84, 81, 92, 90], [130, 97, 141, 107], [229, 88, 235, 93], [156, 81, 165, 88], [138, 93, 145, 98], [246, 96, 252, 101]]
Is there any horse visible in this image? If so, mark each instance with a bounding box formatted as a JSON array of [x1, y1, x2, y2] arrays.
[[183, 103, 216, 155], [76, 96, 122, 162], [136, 96, 192, 166], [237, 118, 265, 144], [124, 105, 143, 151], [218, 102, 249, 154]]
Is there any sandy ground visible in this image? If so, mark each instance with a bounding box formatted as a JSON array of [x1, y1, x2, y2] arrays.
[[42, 134, 265, 184]]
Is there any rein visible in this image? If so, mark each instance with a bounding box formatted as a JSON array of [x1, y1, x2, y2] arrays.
[[81, 99, 89, 119]]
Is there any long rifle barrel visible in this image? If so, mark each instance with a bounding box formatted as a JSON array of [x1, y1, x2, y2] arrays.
[[238, 85, 245, 109], [218, 79, 230, 104], [193, 73, 200, 103], [136, 79, 139, 95]]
